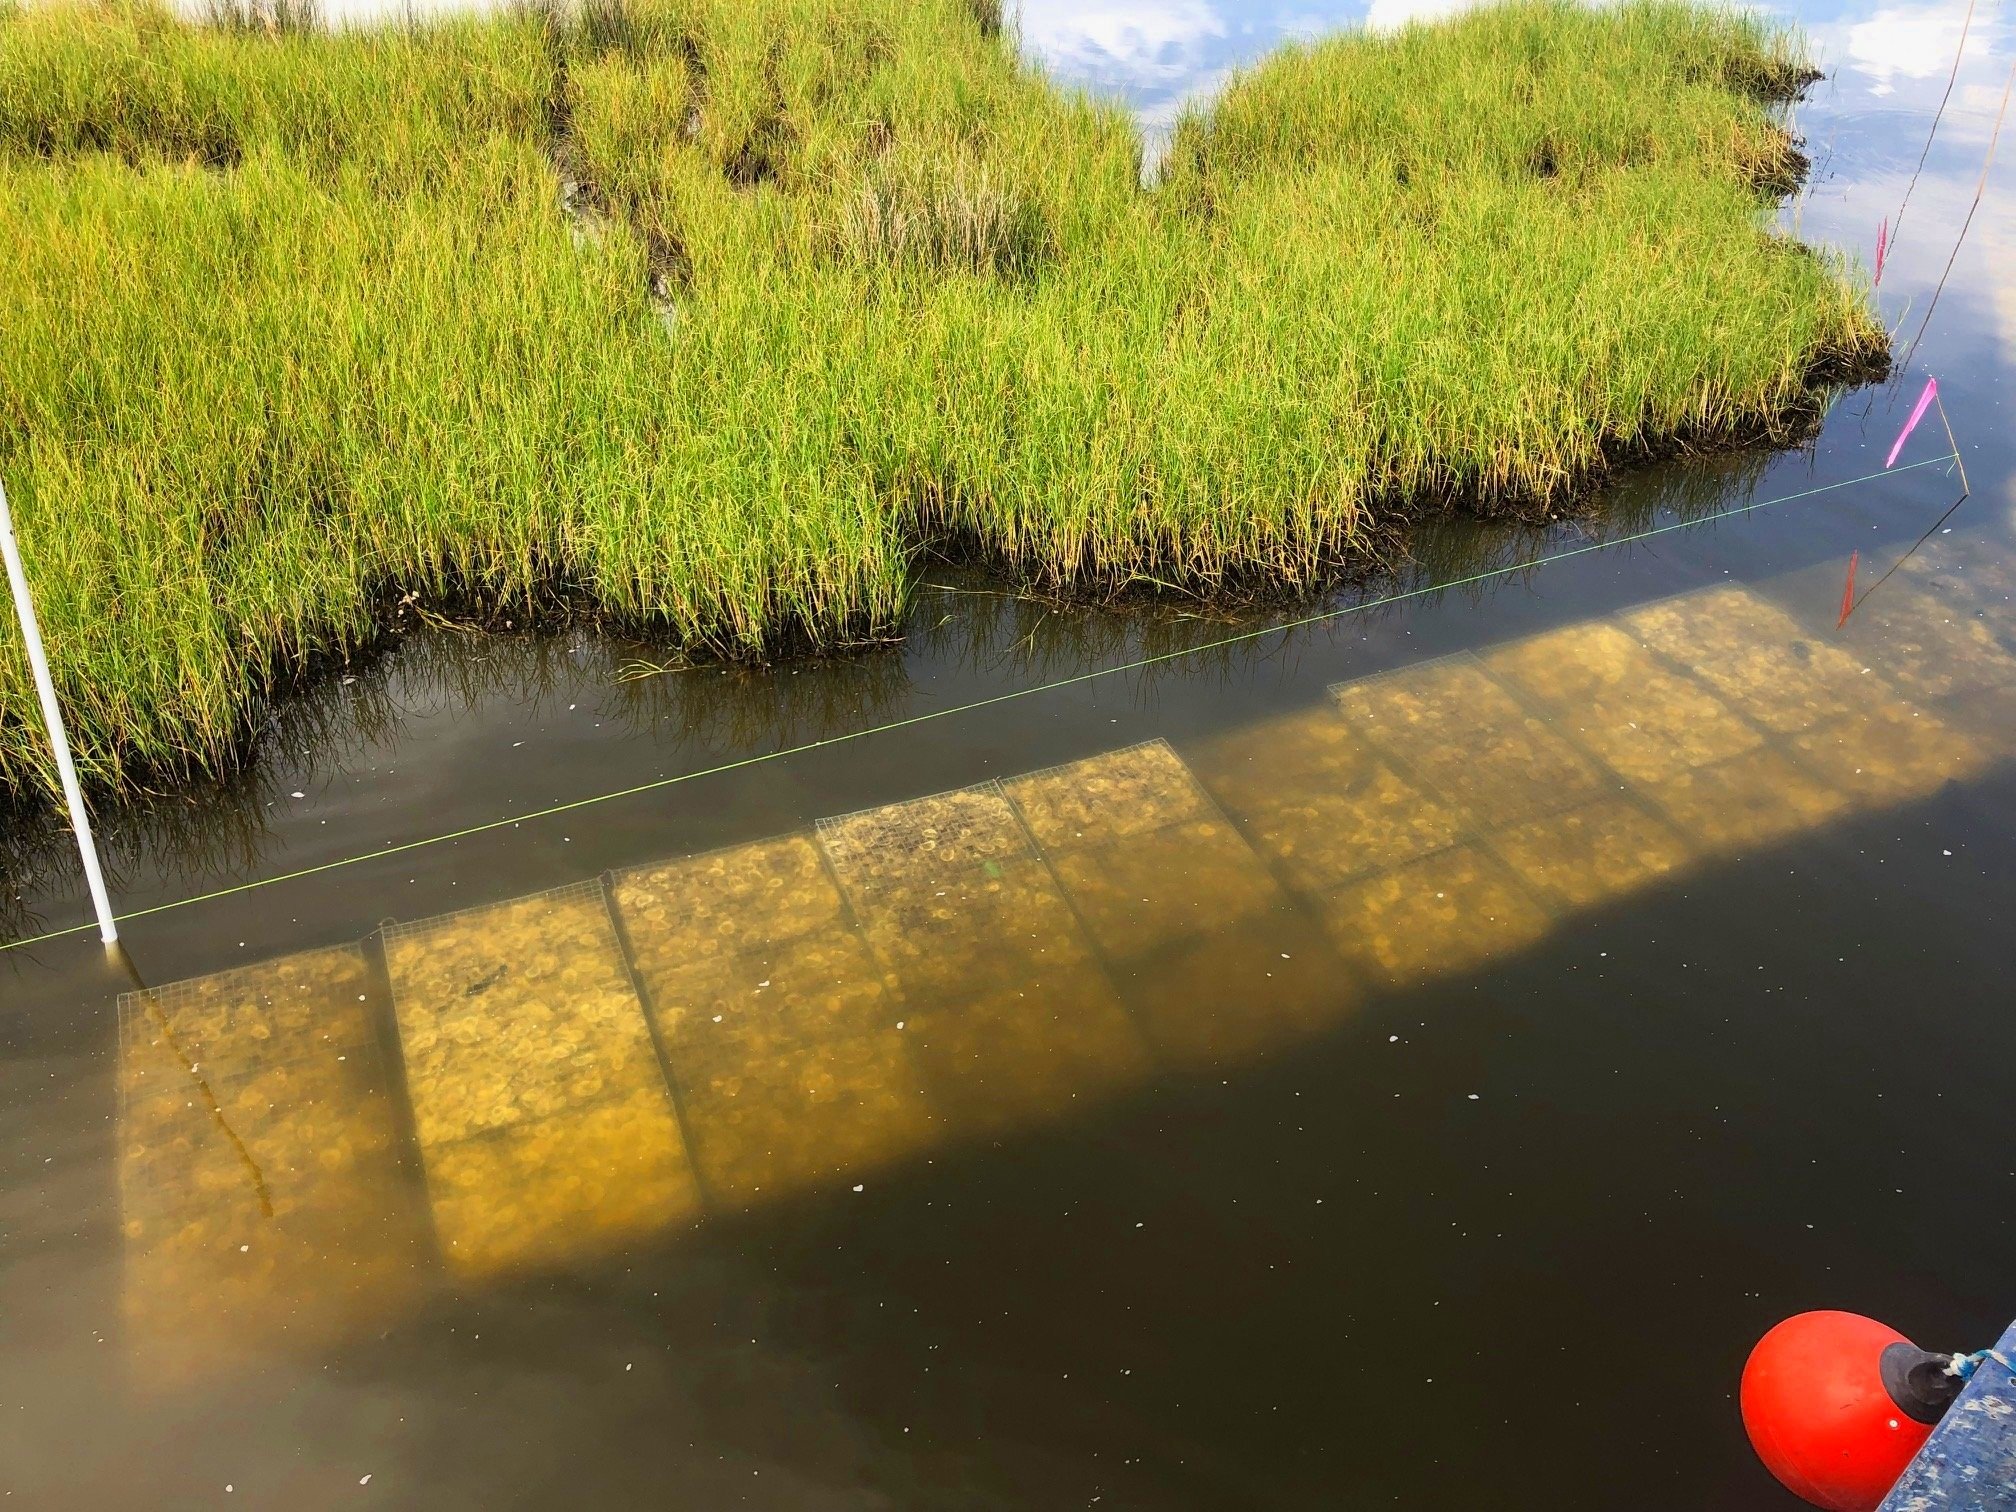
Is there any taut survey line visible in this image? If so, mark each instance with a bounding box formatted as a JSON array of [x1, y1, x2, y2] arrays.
[[0, 453, 1961, 959]]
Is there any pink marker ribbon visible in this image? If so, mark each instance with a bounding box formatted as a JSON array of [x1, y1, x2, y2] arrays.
[[1885, 376, 1937, 468]]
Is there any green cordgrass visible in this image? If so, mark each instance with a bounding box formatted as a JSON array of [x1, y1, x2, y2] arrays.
[[0, 0, 1883, 801]]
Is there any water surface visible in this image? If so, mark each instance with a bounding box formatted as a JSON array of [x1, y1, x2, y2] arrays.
[[5, 1, 2016, 1506]]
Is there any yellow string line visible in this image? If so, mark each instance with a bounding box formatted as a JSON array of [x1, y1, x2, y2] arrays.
[[0, 452, 1962, 958]]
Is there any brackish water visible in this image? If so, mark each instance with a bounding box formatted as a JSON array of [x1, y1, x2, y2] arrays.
[[5, 2, 2016, 1507]]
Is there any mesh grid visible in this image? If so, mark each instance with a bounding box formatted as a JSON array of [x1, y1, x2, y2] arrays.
[[814, 777, 1036, 889], [1000, 736, 1184, 791], [115, 940, 370, 1012], [379, 876, 612, 944], [999, 736, 1237, 852], [814, 776, 1019, 840]]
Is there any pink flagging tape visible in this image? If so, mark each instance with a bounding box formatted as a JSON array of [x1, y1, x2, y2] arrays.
[[1886, 377, 1938, 468]]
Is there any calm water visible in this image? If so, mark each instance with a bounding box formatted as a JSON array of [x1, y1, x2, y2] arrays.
[[5, 3, 2016, 1507]]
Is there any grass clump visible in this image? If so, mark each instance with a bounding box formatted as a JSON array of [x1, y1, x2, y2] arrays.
[[0, 0, 1883, 803], [839, 144, 1048, 277]]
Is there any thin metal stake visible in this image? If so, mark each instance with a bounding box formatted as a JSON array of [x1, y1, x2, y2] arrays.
[[0, 476, 118, 944]]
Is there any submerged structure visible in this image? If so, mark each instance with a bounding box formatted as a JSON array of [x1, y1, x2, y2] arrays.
[[115, 555, 2016, 1377]]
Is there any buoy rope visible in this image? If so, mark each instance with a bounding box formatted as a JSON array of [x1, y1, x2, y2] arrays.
[[1948, 1348, 2011, 1382], [0, 451, 1963, 960]]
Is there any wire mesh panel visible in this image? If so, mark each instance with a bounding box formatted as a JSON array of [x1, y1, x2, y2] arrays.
[[1317, 649, 1676, 977], [817, 781, 1068, 1002], [1332, 653, 1610, 828], [382, 880, 700, 1275], [1311, 842, 1556, 988], [1893, 533, 2016, 743], [1003, 740, 1354, 1068], [1625, 584, 1876, 735], [817, 781, 1149, 1135], [1629, 582, 1995, 805], [1830, 576, 2016, 705], [1480, 796, 1694, 914], [1484, 617, 1765, 785], [83, 566, 2016, 1379], [610, 836, 931, 1206], [1189, 699, 1466, 896], [817, 780, 1037, 890], [1006, 741, 1248, 959], [1297, 626, 1712, 983], [1784, 566, 2015, 791], [1288, 580, 2004, 987], [1502, 583, 1988, 854], [115, 945, 421, 1385]]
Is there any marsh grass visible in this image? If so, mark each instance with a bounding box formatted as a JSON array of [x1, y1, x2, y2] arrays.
[[201, 0, 319, 36], [839, 146, 1048, 277], [0, 0, 1883, 801]]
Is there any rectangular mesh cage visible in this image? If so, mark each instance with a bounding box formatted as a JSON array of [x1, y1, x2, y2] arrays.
[[814, 777, 1036, 896], [378, 875, 616, 947], [999, 736, 1235, 848], [115, 941, 380, 1120], [1329, 645, 1487, 688]]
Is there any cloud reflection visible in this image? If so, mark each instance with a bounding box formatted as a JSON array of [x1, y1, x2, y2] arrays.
[[1842, 2, 1998, 95], [1364, 0, 1473, 32], [1016, 0, 1229, 87]]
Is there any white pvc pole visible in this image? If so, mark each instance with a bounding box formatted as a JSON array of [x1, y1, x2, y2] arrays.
[[0, 477, 117, 944]]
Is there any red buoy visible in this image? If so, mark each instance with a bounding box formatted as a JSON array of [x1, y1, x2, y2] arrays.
[[1741, 1311, 1957, 1511]]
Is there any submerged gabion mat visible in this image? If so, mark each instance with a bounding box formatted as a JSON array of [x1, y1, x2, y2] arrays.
[[116, 565, 2016, 1376]]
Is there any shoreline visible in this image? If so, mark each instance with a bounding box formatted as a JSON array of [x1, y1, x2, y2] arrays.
[[0, 0, 1888, 803]]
